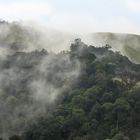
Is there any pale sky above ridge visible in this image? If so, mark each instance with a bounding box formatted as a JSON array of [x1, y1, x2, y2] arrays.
[[0, 0, 140, 34]]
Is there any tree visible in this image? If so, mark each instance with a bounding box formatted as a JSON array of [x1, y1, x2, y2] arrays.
[[9, 135, 22, 140], [113, 98, 130, 130]]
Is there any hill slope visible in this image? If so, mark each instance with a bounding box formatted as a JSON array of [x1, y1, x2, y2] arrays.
[[22, 40, 140, 140], [84, 32, 140, 63]]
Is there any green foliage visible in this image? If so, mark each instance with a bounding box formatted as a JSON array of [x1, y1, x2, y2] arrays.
[[13, 41, 140, 140], [9, 135, 22, 140]]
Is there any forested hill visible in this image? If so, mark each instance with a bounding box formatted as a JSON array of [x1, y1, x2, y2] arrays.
[[1, 39, 140, 140], [86, 32, 140, 64]]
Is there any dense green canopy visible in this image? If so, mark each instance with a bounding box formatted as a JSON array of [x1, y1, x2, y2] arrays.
[[22, 41, 140, 140], [1, 39, 140, 140]]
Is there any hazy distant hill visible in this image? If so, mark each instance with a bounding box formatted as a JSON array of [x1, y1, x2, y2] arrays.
[[84, 32, 140, 63], [0, 21, 140, 140], [23, 40, 140, 140], [0, 21, 140, 64]]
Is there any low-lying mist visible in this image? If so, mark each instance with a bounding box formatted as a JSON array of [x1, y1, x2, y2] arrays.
[[0, 21, 77, 55], [0, 21, 82, 139], [83, 32, 140, 63], [0, 51, 81, 139], [0, 21, 140, 63], [0, 20, 140, 139]]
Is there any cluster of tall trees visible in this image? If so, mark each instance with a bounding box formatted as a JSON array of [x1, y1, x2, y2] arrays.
[[22, 40, 140, 140], [1, 40, 140, 140]]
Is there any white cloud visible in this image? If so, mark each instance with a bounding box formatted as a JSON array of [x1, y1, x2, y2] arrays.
[[127, 0, 140, 13], [46, 13, 98, 33], [101, 19, 140, 34], [0, 1, 52, 21], [45, 11, 140, 34], [0, 0, 139, 34]]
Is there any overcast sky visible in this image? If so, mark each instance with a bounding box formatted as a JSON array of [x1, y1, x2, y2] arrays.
[[0, 0, 140, 34]]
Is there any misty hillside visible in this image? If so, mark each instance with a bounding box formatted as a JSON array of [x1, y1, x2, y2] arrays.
[[0, 38, 140, 140], [0, 21, 140, 140], [23, 40, 140, 140], [0, 21, 75, 54], [85, 32, 140, 63], [1, 21, 140, 64]]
